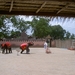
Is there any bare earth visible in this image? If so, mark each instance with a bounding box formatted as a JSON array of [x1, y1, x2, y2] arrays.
[[0, 48, 75, 75]]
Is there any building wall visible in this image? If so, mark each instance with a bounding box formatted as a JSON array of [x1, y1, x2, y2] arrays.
[[0, 40, 45, 47], [0, 39, 74, 48], [55, 39, 73, 48]]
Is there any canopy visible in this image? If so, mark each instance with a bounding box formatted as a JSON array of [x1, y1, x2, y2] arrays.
[[0, 0, 75, 17]]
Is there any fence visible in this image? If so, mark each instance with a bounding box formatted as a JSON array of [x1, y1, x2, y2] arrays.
[[0, 40, 45, 47], [0, 39, 74, 48], [55, 39, 74, 48]]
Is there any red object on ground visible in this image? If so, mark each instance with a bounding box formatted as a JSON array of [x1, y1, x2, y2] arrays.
[[68, 48, 75, 50]]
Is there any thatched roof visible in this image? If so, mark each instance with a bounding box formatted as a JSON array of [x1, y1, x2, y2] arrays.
[[0, 0, 75, 17]]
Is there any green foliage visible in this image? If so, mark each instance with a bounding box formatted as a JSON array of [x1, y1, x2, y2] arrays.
[[70, 34, 75, 39], [30, 17, 50, 38], [30, 17, 67, 39], [65, 31, 71, 39], [11, 16, 29, 32], [10, 30, 21, 38], [0, 15, 11, 38], [0, 15, 75, 40], [49, 25, 66, 39]]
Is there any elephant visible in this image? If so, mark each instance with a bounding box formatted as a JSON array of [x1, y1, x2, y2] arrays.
[[20, 42, 34, 54], [1, 42, 12, 54]]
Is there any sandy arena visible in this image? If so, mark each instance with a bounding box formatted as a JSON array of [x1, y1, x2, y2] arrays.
[[0, 48, 75, 75]]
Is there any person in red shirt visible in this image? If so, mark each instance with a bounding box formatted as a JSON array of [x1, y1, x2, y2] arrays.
[[20, 42, 34, 54], [1, 42, 12, 54]]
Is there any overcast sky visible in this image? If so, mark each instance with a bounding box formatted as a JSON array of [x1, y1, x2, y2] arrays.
[[20, 16, 75, 35]]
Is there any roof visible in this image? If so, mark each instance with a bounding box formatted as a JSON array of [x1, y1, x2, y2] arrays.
[[0, 0, 75, 17]]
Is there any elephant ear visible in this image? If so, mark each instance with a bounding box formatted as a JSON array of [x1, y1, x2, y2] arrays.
[[1, 44, 4, 49], [28, 42, 34, 46]]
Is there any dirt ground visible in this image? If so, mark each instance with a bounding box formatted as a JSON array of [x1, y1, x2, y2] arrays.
[[0, 48, 75, 75]]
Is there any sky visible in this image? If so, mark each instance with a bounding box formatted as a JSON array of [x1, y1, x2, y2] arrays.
[[50, 18, 75, 35], [20, 16, 75, 35]]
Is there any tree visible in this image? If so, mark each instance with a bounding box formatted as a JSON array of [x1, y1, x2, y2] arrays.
[[65, 31, 71, 39], [49, 25, 66, 39], [10, 16, 29, 32], [30, 17, 67, 39], [0, 15, 11, 38], [70, 34, 75, 39], [30, 17, 50, 38], [0, 15, 74, 40], [10, 30, 21, 38]]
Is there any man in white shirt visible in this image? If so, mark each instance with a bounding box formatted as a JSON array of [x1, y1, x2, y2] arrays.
[[44, 40, 51, 54], [44, 41, 48, 50]]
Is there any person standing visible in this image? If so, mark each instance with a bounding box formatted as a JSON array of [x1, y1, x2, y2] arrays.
[[44, 40, 51, 54]]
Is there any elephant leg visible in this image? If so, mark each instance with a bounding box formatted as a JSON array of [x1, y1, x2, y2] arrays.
[[9, 48, 12, 53], [10, 49, 12, 53], [20, 50, 24, 54], [4, 44, 8, 54], [26, 48, 30, 54], [2, 48, 5, 54]]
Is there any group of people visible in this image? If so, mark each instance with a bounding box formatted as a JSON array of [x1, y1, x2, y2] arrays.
[[0, 42, 34, 54], [0, 40, 51, 54]]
